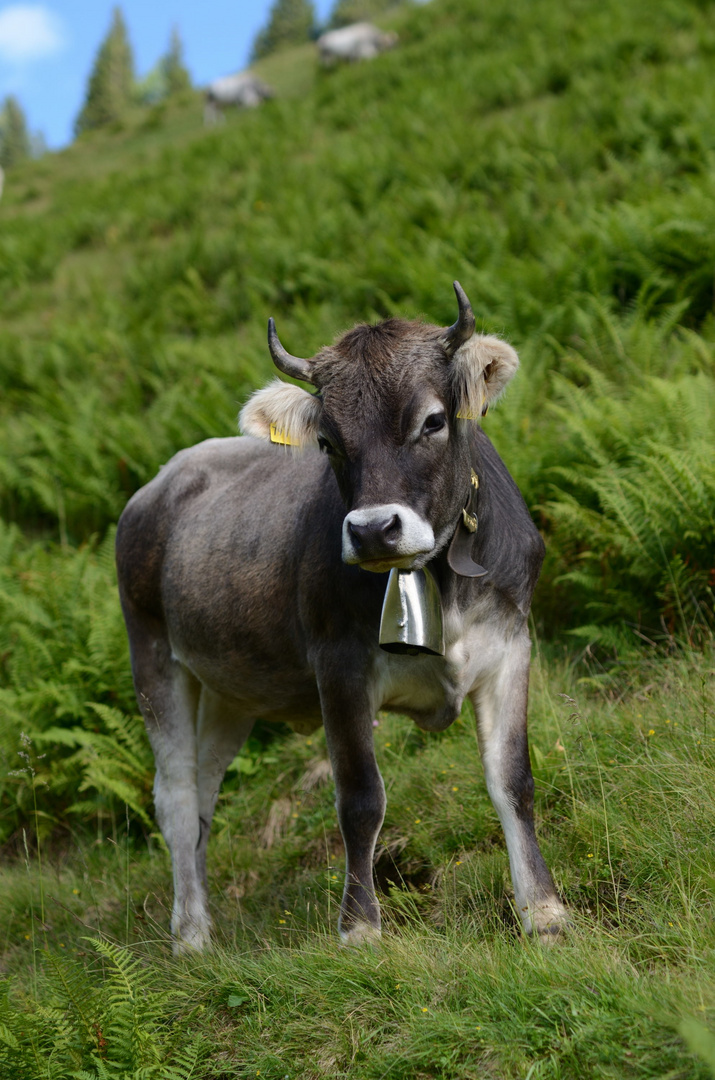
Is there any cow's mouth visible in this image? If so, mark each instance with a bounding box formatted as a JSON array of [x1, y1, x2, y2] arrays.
[[358, 555, 422, 573]]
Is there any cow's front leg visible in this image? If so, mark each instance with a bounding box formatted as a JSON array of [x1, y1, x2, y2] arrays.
[[318, 662, 386, 944], [471, 632, 568, 940]]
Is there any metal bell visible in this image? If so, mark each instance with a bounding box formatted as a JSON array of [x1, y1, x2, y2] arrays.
[[379, 567, 445, 657]]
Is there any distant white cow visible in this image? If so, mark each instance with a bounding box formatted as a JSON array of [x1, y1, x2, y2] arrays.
[[204, 73, 274, 125], [317, 22, 398, 65]]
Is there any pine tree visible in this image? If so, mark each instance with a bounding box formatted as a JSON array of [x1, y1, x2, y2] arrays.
[[75, 7, 135, 135], [251, 0, 316, 61], [329, 0, 397, 29], [0, 95, 31, 169], [162, 27, 192, 96]]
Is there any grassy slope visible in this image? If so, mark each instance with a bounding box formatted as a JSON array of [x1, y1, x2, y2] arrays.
[[0, 0, 714, 1075]]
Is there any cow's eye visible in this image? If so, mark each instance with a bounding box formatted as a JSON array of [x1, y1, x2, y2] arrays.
[[423, 412, 446, 436], [318, 435, 335, 455]]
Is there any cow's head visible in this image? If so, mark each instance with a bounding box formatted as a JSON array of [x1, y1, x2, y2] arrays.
[[240, 283, 518, 573]]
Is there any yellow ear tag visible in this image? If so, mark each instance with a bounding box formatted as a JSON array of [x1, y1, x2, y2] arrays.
[[456, 396, 487, 421], [270, 424, 300, 446]]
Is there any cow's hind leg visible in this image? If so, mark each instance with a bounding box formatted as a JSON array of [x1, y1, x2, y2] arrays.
[[471, 633, 568, 940], [123, 611, 210, 951], [195, 687, 255, 892]]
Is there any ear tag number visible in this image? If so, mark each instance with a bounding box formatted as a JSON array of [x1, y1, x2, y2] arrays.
[[270, 424, 299, 446]]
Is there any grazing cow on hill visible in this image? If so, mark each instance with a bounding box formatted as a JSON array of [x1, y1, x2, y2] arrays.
[[317, 22, 398, 64], [116, 283, 568, 952], [204, 72, 273, 125]]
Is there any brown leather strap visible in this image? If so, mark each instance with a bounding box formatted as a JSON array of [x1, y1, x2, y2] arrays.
[[446, 469, 488, 578]]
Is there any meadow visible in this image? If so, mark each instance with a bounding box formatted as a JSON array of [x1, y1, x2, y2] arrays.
[[0, 0, 713, 1075]]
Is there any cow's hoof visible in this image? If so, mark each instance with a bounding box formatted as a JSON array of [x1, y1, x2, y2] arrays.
[[522, 900, 569, 943], [172, 922, 212, 955], [339, 922, 382, 947]]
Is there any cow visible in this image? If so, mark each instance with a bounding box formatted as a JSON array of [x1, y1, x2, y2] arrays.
[[116, 282, 568, 952], [317, 22, 398, 65], [204, 72, 274, 125]]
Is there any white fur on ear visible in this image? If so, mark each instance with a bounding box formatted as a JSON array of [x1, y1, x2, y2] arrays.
[[451, 334, 519, 419], [239, 378, 321, 446]]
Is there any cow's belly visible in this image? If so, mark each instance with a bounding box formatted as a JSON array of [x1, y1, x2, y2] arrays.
[[169, 639, 324, 734]]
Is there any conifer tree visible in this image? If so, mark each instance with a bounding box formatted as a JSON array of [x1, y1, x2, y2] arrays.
[[329, 0, 396, 28], [75, 7, 135, 135], [162, 27, 192, 96], [251, 0, 316, 61], [0, 95, 31, 168]]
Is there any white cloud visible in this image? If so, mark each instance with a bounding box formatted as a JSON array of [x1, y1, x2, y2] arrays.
[[0, 4, 65, 63]]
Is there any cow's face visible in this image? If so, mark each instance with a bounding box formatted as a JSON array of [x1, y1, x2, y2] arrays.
[[240, 284, 518, 572]]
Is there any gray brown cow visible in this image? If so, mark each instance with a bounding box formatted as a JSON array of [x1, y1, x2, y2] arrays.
[[116, 283, 567, 951]]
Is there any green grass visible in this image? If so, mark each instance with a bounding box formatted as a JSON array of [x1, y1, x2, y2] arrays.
[[1, 647, 713, 1077], [0, 0, 714, 1072]]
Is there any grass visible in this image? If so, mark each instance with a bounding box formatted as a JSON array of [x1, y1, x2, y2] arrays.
[[1, 646, 713, 1077], [0, 0, 714, 1073]]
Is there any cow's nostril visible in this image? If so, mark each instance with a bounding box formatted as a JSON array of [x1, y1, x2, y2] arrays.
[[383, 514, 400, 542], [347, 520, 366, 551]]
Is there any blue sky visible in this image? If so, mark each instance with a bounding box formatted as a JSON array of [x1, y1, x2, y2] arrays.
[[0, 1, 334, 149]]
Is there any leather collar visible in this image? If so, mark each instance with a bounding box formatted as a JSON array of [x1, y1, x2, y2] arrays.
[[446, 469, 487, 578]]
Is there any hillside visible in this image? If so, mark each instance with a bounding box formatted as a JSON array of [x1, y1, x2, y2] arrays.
[[0, 0, 714, 1076]]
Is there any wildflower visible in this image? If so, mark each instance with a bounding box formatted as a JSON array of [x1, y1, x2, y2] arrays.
[[421, 1007, 428, 1013], [278, 919, 286, 924], [385, 742, 391, 747], [331, 874, 338, 880], [452, 786, 458, 792], [456, 860, 462, 865], [414, 818, 421, 824], [395, 984, 401, 989], [291, 813, 298, 819], [59, 943, 65, 948], [72, 888, 80, 895], [587, 853, 593, 859], [648, 729, 655, 736]]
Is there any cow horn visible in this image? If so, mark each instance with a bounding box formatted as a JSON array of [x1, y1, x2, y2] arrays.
[[267, 318, 315, 384], [443, 281, 476, 355]]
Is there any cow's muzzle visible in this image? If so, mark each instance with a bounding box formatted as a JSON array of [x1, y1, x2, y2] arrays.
[[342, 504, 435, 572]]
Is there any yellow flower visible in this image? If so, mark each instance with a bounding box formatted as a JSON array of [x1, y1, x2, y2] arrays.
[[72, 888, 80, 895], [414, 818, 421, 824], [587, 853, 593, 859], [385, 742, 391, 747], [452, 786, 458, 792], [331, 874, 338, 880], [278, 919, 286, 924], [456, 860, 462, 865], [421, 1007, 429, 1013]]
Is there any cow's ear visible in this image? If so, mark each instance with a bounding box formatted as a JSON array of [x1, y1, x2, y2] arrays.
[[239, 378, 321, 447], [451, 334, 519, 420]]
